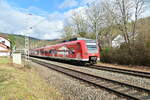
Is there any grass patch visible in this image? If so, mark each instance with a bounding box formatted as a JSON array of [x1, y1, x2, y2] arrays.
[[0, 64, 63, 100], [0, 58, 11, 64]]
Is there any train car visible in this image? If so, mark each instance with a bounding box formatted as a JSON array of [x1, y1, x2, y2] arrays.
[[30, 38, 100, 65]]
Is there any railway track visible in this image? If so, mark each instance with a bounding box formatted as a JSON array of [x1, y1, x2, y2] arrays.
[[88, 65, 150, 79], [29, 56, 150, 79], [31, 58, 150, 100]]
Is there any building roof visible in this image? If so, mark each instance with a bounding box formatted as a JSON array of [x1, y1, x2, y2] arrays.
[[0, 35, 11, 42], [0, 43, 11, 52], [0, 42, 10, 49]]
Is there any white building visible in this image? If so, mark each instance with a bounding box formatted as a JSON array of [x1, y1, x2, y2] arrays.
[[0, 36, 11, 56], [112, 35, 125, 47]]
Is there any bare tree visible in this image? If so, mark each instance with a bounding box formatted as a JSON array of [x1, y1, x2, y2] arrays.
[[116, 0, 145, 52], [100, 0, 117, 47], [62, 25, 74, 39], [71, 11, 87, 37], [116, 0, 133, 52], [102, 0, 145, 54], [98, 0, 145, 55], [132, 0, 145, 47], [86, 1, 104, 48]]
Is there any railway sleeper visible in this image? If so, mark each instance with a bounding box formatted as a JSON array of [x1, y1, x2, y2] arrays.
[[31, 58, 150, 100]]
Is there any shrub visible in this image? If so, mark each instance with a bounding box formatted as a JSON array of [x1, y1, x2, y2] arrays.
[[101, 45, 150, 66]]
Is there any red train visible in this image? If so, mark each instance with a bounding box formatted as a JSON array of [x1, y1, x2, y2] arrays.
[[30, 38, 100, 65]]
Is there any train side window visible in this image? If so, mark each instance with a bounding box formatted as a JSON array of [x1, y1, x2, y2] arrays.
[[41, 51, 44, 54], [49, 50, 52, 54], [69, 47, 75, 54], [49, 50, 55, 54], [72, 51, 75, 54], [45, 51, 48, 54], [54, 50, 57, 54], [68, 51, 73, 54]]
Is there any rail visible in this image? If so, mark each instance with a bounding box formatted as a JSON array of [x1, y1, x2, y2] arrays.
[[88, 65, 150, 79], [30, 58, 150, 100]]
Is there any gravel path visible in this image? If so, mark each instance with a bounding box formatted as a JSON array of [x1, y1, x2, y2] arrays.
[[96, 63, 150, 72], [37, 58, 150, 90], [29, 61, 126, 100]]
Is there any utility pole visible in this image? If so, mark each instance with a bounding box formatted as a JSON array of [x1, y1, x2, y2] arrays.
[[25, 35, 29, 61], [24, 13, 32, 63], [23, 13, 49, 62]]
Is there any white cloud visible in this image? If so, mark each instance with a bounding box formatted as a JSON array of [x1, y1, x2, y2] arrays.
[[142, 2, 150, 17], [0, 0, 63, 40], [80, 0, 100, 5], [142, 9, 150, 17], [63, 6, 87, 23], [48, 12, 64, 21], [59, 0, 78, 9]]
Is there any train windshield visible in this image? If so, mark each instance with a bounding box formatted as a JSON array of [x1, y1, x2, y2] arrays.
[[86, 40, 98, 53]]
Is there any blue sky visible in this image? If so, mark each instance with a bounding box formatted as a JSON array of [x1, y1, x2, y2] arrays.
[[8, 0, 82, 14], [9, 0, 64, 12], [0, 0, 149, 39]]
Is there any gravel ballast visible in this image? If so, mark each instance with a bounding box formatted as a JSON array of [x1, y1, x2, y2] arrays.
[[29, 61, 126, 100], [34, 58, 150, 90]]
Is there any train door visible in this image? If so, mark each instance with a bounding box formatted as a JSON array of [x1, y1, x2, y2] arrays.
[[76, 42, 81, 60]]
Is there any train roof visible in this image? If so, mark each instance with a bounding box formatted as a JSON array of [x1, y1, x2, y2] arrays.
[[63, 37, 95, 42], [31, 38, 96, 50], [31, 39, 84, 50]]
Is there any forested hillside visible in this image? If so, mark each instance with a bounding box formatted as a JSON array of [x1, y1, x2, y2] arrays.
[[0, 33, 56, 49]]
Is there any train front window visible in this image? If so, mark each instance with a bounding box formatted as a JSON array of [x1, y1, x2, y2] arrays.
[[86, 40, 98, 53], [87, 45, 97, 49]]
